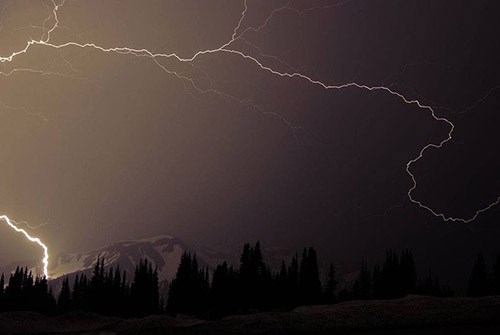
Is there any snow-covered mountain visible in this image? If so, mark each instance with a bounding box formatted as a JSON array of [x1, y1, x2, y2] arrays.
[[49, 235, 189, 283]]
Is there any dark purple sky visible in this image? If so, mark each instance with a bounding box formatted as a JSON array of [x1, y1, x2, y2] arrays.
[[0, 0, 499, 290]]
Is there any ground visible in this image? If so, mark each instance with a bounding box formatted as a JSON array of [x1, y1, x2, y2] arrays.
[[1, 295, 499, 334]]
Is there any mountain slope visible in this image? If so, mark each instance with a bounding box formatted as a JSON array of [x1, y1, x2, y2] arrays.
[[49, 235, 189, 282]]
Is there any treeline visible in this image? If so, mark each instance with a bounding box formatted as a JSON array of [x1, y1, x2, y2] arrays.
[[0, 242, 323, 317], [0, 267, 55, 312], [341, 249, 453, 301], [61, 257, 160, 317], [6, 243, 497, 319], [0, 258, 161, 317], [467, 252, 500, 297], [167, 242, 326, 317], [165, 245, 455, 318]]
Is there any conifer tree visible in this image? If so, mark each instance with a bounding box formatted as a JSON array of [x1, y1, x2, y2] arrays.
[[211, 261, 238, 316], [287, 254, 300, 306], [352, 259, 371, 299], [492, 253, 500, 295], [167, 252, 209, 316], [467, 253, 491, 297], [299, 247, 322, 305], [324, 263, 338, 303], [0, 273, 4, 309], [275, 261, 289, 306], [131, 259, 160, 316], [58, 277, 71, 312], [372, 264, 381, 299], [400, 249, 417, 294], [237, 242, 270, 310]]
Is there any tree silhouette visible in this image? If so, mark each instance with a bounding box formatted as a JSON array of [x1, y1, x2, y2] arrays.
[[210, 261, 238, 317], [372, 249, 418, 299], [57, 277, 71, 311], [298, 247, 322, 305], [400, 249, 417, 294], [1, 266, 56, 313], [324, 263, 338, 303], [467, 253, 491, 297], [167, 252, 209, 316], [131, 259, 160, 316], [492, 253, 500, 295], [287, 254, 300, 306], [0, 244, 475, 318], [275, 261, 289, 306], [352, 259, 371, 299], [0, 273, 4, 307], [238, 242, 273, 310], [372, 264, 382, 299]]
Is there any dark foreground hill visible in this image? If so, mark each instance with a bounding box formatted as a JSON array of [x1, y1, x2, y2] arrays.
[[1, 295, 499, 335]]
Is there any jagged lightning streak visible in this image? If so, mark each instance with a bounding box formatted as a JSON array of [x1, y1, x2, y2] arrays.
[[0, 215, 49, 278], [10, 218, 50, 230], [0, 0, 499, 272], [199, 0, 500, 223], [0, 99, 48, 121]]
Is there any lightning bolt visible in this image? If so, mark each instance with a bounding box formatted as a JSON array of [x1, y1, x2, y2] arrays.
[[0, 99, 48, 121], [0, 0, 499, 274], [9, 218, 50, 230], [0, 215, 49, 278]]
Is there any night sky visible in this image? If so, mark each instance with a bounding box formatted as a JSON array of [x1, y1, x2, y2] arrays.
[[1, 0, 500, 291]]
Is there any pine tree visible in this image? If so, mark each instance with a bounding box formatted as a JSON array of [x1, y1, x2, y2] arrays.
[[324, 263, 338, 303], [131, 259, 160, 316], [379, 250, 402, 298], [372, 264, 381, 299], [299, 247, 322, 305], [72, 274, 83, 310], [237, 242, 270, 310], [0, 273, 4, 295], [467, 253, 491, 297], [352, 259, 371, 299], [275, 261, 288, 306], [58, 277, 71, 312], [89, 256, 106, 313], [167, 252, 209, 316], [32, 275, 56, 314], [371, 249, 420, 299], [211, 261, 238, 317], [0, 273, 4, 310], [400, 249, 417, 294], [287, 254, 300, 306], [492, 253, 500, 295], [5, 267, 23, 310]]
